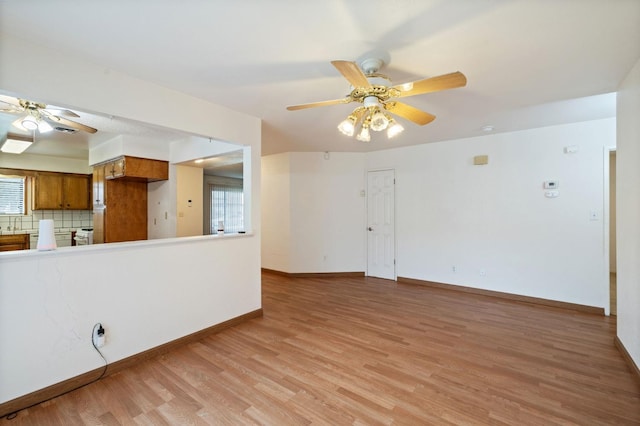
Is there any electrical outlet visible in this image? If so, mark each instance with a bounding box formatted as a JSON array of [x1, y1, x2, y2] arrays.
[[93, 323, 105, 348], [452, 265, 457, 273], [480, 269, 486, 277]]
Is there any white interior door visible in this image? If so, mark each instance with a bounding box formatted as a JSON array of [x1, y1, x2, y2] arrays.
[[367, 170, 395, 280]]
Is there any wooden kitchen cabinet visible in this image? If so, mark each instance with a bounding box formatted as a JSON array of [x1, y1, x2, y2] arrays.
[[104, 179, 148, 243], [0, 234, 30, 251], [93, 162, 154, 244], [32, 172, 91, 210], [92, 178, 147, 244], [92, 165, 105, 206], [92, 165, 106, 244], [104, 156, 168, 182], [92, 156, 167, 244]]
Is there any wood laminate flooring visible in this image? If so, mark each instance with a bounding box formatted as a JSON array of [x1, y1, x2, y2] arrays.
[[3, 273, 639, 425]]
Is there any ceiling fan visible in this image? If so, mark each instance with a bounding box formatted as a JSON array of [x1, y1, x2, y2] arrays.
[[286, 57, 466, 141], [0, 94, 97, 134]]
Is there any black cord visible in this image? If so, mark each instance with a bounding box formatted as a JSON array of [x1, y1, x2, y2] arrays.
[[3, 323, 109, 421], [91, 323, 109, 381]]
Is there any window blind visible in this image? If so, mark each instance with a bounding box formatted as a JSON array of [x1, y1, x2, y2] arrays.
[[210, 184, 244, 234], [0, 177, 25, 215]]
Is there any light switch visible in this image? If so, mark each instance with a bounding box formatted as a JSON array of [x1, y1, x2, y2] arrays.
[[545, 190, 559, 198]]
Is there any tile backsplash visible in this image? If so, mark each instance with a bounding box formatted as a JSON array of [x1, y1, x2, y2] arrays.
[[0, 210, 93, 233]]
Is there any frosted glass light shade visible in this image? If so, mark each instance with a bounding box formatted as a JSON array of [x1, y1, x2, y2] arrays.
[[386, 120, 404, 138], [37, 219, 57, 251], [356, 126, 371, 142], [370, 109, 389, 131], [337, 116, 356, 136]]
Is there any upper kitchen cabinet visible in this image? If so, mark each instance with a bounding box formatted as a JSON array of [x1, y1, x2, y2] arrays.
[[32, 172, 91, 210], [104, 156, 168, 182]]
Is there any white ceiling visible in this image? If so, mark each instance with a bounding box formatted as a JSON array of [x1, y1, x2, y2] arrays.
[[0, 0, 639, 158]]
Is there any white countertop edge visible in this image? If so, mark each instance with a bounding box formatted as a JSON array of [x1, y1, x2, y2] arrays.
[[0, 232, 254, 260]]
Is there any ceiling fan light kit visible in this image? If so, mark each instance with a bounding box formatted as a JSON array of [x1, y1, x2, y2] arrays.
[[287, 56, 467, 142]]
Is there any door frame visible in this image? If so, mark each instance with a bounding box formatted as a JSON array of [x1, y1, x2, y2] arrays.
[[603, 146, 616, 317], [365, 168, 397, 280]]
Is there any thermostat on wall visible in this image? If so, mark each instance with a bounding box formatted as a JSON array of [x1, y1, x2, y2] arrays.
[[543, 180, 559, 189]]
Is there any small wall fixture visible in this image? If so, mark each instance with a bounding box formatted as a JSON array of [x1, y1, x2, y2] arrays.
[[473, 155, 489, 165]]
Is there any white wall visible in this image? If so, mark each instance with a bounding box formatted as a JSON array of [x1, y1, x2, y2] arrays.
[[176, 165, 204, 237], [366, 119, 614, 310], [0, 34, 261, 405], [262, 119, 615, 311], [616, 57, 640, 368], [289, 152, 366, 273], [261, 152, 366, 273], [261, 153, 292, 272], [0, 236, 260, 403], [0, 152, 91, 174]]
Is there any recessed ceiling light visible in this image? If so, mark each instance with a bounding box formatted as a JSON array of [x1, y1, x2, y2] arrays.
[[481, 125, 494, 132], [1, 138, 33, 154]]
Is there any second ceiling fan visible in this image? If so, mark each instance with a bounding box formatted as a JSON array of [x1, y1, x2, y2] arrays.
[[0, 94, 98, 134], [287, 57, 467, 141]]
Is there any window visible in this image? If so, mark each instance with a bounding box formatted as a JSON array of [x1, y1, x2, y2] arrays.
[[0, 176, 26, 215], [210, 184, 244, 234]]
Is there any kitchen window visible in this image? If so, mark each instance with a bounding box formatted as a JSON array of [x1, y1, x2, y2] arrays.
[[0, 176, 26, 215]]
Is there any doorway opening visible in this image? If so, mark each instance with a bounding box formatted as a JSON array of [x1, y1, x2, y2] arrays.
[[609, 150, 617, 316]]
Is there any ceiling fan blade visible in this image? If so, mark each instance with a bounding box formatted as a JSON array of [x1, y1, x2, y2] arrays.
[[43, 112, 98, 133], [0, 94, 22, 108], [384, 101, 436, 126], [44, 108, 80, 118], [331, 60, 371, 88], [287, 98, 351, 111], [392, 71, 467, 98], [0, 106, 23, 114]]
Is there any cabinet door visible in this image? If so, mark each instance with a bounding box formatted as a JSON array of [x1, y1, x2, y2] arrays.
[[92, 166, 105, 206], [112, 157, 125, 178], [33, 174, 64, 210], [63, 175, 91, 209], [93, 205, 105, 244], [104, 179, 147, 243], [106, 157, 125, 179]]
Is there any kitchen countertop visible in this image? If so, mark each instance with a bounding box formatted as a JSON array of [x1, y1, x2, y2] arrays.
[[0, 229, 74, 235]]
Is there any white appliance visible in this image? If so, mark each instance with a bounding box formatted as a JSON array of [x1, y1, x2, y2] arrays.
[[74, 228, 94, 245]]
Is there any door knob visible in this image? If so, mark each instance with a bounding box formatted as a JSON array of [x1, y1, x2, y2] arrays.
[[368, 227, 373, 231]]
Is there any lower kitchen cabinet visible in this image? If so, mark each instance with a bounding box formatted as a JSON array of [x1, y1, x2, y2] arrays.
[[0, 234, 29, 251]]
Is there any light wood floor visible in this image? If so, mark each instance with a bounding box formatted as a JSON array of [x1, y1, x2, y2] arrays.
[[3, 272, 639, 425]]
